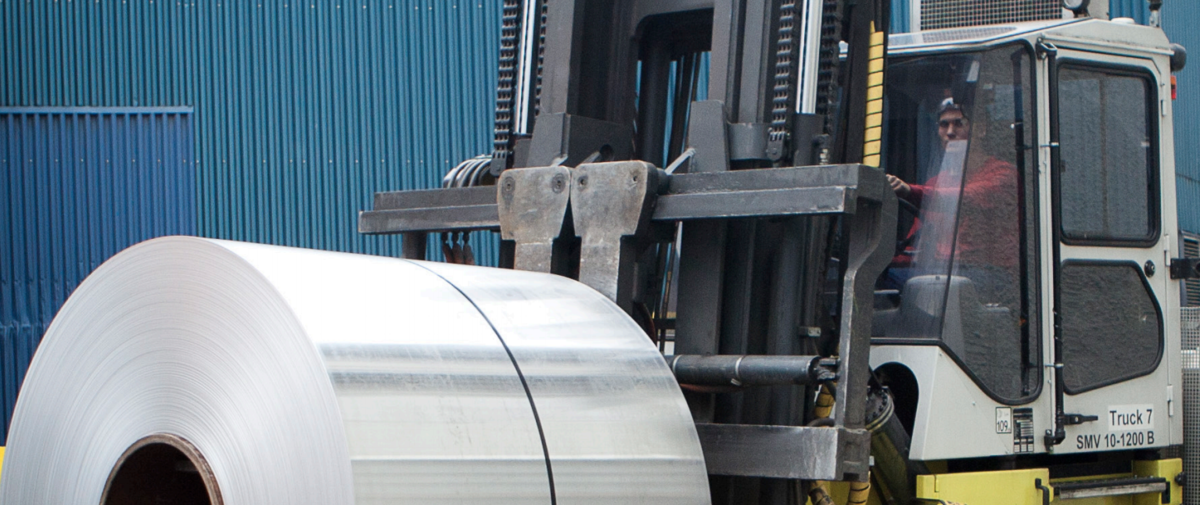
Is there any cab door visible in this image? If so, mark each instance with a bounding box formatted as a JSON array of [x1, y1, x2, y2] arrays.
[[1048, 46, 1174, 453]]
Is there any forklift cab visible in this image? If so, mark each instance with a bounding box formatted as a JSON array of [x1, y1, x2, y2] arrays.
[[869, 18, 1182, 460]]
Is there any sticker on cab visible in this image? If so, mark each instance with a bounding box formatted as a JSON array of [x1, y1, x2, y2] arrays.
[[1108, 404, 1155, 431], [1077, 405, 1159, 450], [996, 407, 1012, 434]]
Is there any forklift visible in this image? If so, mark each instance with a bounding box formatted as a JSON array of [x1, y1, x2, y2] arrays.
[[359, 0, 1194, 503]]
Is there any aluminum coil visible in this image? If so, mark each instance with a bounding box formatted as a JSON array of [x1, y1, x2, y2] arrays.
[[0, 237, 709, 505]]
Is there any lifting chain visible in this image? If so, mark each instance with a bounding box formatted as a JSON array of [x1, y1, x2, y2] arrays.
[[492, 0, 524, 167], [533, 0, 548, 118], [768, 0, 800, 159], [815, 0, 845, 136]]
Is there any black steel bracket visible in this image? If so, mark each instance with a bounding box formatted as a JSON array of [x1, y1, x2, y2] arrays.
[[1170, 258, 1200, 279], [359, 186, 499, 235], [1035, 478, 1051, 505], [668, 354, 838, 387], [1063, 413, 1099, 425], [359, 163, 888, 238]]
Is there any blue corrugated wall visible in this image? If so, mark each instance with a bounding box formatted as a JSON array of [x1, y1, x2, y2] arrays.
[[1158, 5, 1200, 234], [1, 108, 196, 442], [1, 0, 502, 260], [1109, 0, 1149, 24], [0, 0, 503, 442], [890, 0, 911, 34]]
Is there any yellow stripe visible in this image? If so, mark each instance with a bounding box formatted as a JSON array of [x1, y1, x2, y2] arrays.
[[847, 478, 871, 505], [864, 126, 882, 142], [863, 22, 885, 168], [814, 383, 835, 418], [1, 446, 5, 481]]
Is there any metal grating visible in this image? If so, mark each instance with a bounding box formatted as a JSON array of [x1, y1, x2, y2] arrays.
[[920, 0, 1063, 30], [1185, 234, 1200, 307], [1183, 307, 1200, 505], [889, 25, 1019, 47]]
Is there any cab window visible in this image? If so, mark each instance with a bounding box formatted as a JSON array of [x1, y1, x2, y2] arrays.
[[1058, 262, 1162, 393], [1055, 62, 1163, 392], [874, 44, 1040, 404], [1057, 65, 1159, 244]]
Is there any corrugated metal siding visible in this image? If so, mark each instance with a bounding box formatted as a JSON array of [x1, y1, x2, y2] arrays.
[[1108, 0, 1148, 24], [0, 108, 196, 443], [1159, 4, 1200, 233], [890, 0, 911, 34], [0, 0, 503, 262]]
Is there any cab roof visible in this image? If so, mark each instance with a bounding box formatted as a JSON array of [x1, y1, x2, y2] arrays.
[[888, 17, 1172, 56]]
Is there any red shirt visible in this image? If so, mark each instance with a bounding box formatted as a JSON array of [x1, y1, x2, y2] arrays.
[[904, 157, 1020, 271]]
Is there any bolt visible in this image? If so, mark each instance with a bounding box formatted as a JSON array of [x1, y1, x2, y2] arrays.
[[578, 175, 588, 188], [551, 174, 565, 193], [1145, 260, 1156, 277]]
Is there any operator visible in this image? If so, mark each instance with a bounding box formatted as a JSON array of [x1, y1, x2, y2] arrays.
[[884, 97, 1020, 308]]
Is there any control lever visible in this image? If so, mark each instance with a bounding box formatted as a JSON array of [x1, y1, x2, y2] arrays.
[[1063, 413, 1099, 425]]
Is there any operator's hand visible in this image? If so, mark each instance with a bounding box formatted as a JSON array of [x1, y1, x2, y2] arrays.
[[886, 174, 911, 198]]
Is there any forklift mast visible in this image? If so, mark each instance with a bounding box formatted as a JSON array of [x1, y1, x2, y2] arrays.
[[361, 1, 897, 503], [359, 0, 1200, 503]]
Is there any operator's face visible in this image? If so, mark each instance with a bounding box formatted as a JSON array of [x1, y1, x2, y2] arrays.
[[938, 109, 969, 147]]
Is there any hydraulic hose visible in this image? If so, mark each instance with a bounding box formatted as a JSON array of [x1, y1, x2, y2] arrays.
[[806, 382, 874, 505]]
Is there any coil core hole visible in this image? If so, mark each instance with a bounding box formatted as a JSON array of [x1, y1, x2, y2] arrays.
[[101, 434, 221, 505]]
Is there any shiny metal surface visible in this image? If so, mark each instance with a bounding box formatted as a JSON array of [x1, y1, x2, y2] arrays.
[[694, 424, 870, 480], [0, 237, 708, 505], [223, 242, 551, 504], [424, 262, 711, 505]]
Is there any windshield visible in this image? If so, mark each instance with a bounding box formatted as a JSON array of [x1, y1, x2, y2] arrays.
[[874, 44, 1039, 402]]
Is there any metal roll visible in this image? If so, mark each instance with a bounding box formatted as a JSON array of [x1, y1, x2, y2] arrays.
[[0, 237, 709, 505]]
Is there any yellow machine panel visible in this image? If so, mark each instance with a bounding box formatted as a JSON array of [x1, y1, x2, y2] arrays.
[[1131, 459, 1183, 505], [917, 468, 1050, 505], [913, 460, 1182, 505]]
